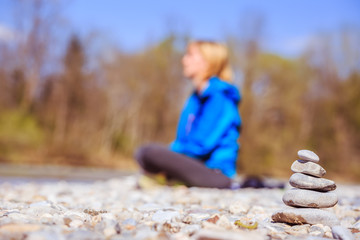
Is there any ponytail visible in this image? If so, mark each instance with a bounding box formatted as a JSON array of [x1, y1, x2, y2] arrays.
[[190, 41, 233, 82]]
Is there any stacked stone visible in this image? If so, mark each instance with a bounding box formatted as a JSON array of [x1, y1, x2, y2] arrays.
[[284, 150, 338, 208], [272, 150, 339, 226]]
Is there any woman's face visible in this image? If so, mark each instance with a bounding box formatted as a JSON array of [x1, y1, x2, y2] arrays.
[[182, 44, 208, 80]]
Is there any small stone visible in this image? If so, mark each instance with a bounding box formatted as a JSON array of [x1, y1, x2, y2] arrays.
[[6, 212, 31, 223], [29, 201, 52, 208], [124, 224, 136, 231], [182, 215, 193, 224], [272, 208, 340, 226], [0, 223, 43, 232], [332, 225, 355, 240], [100, 217, 120, 237], [152, 210, 180, 223], [161, 222, 180, 234], [67, 230, 103, 240], [91, 215, 102, 227], [350, 229, 360, 240], [188, 212, 210, 223], [133, 228, 158, 239], [301, 237, 328, 240], [291, 160, 326, 177], [216, 215, 232, 229], [352, 220, 360, 229], [103, 227, 116, 238], [298, 150, 320, 163], [64, 211, 87, 221], [206, 215, 219, 224], [324, 230, 334, 238], [323, 225, 332, 237], [309, 224, 325, 237], [264, 223, 286, 233], [40, 213, 54, 224], [69, 219, 83, 228], [229, 201, 250, 214], [283, 188, 338, 208], [122, 218, 137, 226], [341, 217, 356, 228], [0, 209, 20, 217], [182, 224, 201, 236], [137, 203, 163, 212], [289, 173, 336, 192], [26, 230, 63, 240], [285, 224, 310, 235], [84, 208, 107, 216], [192, 229, 266, 240]]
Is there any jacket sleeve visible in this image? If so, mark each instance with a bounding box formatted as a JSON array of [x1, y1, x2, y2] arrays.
[[169, 95, 193, 153], [172, 93, 237, 158]]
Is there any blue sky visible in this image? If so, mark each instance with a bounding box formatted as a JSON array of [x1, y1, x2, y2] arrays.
[[0, 0, 360, 57]]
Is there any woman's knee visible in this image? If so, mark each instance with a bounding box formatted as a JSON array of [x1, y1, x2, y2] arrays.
[[135, 145, 149, 166], [134, 144, 161, 165]]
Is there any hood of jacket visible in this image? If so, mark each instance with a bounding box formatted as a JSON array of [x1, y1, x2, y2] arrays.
[[199, 76, 241, 104]]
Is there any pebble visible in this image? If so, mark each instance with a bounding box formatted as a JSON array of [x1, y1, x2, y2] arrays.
[[27, 229, 65, 240], [182, 224, 201, 235], [289, 173, 336, 191], [187, 212, 210, 223], [29, 201, 52, 208], [332, 225, 355, 240], [340, 217, 356, 228], [0, 223, 43, 232], [216, 215, 232, 229], [288, 237, 329, 240], [133, 228, 158, 239], [323, 225, 333, 238], [67, 230, 103, 240], [352, 220, 360, 229], [69, 219, 83, 228], [272, 208, 340, 226], [283, 188, 338, 208], [309, 224, 325, 237], [298, 150, 320, 162], [0, 175, 358, 239], [151, 210, 180, 223], [40, 213, 54, 224], [122, 218, 137, 226], [291, 160, 326, 177], [137, 203, 163, 212], [192, 229, 266, 240], [6, 212, 31, 223], [285, 224, 309, 235], [228, 201, 250, 214]]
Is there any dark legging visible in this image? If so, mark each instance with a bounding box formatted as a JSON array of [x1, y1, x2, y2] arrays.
[[135, 144, 231, 188]]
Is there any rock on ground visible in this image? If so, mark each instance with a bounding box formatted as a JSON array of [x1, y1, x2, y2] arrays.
[[282, 188, 338, 208], [332, 225, 355, 240], [289, 173, 336, 192], [0, 175, 359, 240], [271, 208, 340, 226], [291, 160, 326, 178]]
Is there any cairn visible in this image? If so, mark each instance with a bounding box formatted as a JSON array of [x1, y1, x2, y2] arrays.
[[272, 150, 339, 226]]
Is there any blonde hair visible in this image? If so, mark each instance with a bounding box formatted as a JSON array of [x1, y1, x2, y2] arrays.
[[190, 41, 233, 82]]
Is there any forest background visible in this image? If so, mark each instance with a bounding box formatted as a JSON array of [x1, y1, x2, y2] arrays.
[[0, 1, 359, 182]]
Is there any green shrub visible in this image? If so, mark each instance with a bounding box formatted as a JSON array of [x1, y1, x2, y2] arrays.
[[0, 110, 44, 150]]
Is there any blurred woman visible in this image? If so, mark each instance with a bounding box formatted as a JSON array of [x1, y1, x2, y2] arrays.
[[135, 41, 241, 188]]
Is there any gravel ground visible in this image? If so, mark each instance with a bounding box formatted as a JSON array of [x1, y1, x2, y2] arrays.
[[0, 174, 359, 240]]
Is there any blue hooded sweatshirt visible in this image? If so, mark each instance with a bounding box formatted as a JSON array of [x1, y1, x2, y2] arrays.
[[170, 76, 242, 178]]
